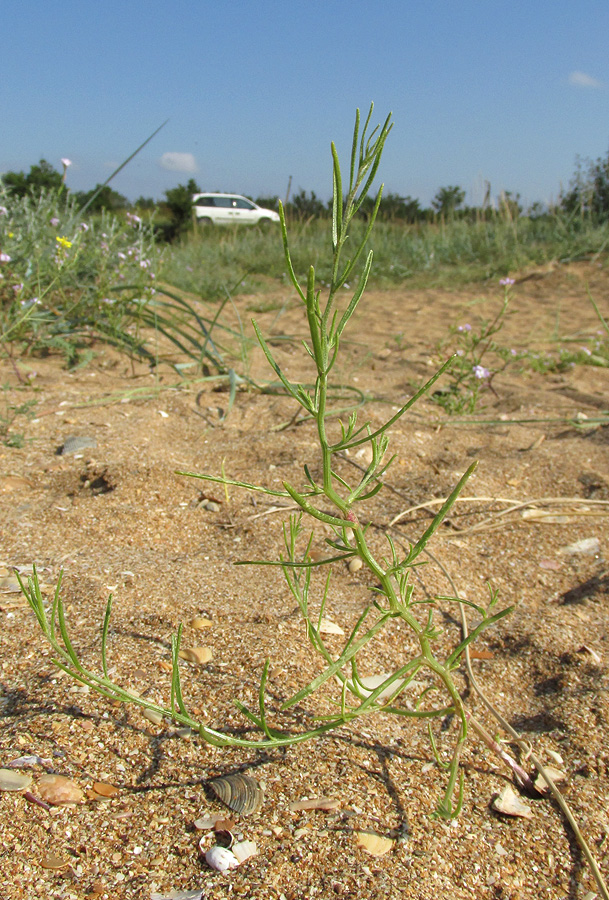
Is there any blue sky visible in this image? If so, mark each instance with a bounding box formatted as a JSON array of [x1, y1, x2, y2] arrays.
[[2, 1, 608, 208]]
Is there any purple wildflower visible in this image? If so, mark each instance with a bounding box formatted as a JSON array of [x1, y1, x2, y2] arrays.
[[457, 323, 472, 333], [0, 252, 11, 264], [499, 277, 515, 286], [473, 364, 490, 379]]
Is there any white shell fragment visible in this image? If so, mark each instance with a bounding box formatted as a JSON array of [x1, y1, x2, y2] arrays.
[[142, 708, 164, 726], [318, 617, 345, 636], [559, 537, 601, 556], [348, 557, 363, 574], [534, 766, 567, 794], [492, 784, 533, 819], [204, 845, 240, 872], [194, 812, 226, 831], [0, 768, 32, 792], [232, 840, 258, 864], [150, 891, 204, 900], [355, 830, 394, 856], [346, 673, 416, 702]]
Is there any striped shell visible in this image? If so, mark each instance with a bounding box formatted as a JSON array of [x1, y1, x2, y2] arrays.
[[208, 773, 263, 816]]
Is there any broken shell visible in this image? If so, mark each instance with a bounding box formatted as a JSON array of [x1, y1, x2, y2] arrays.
[[209, 773, 263, 816], [142, 708, 164, 726], [204, 845, 239, 872], [534, 766, 567, 795], [319, 617, 344, 635], [194, 813, 225, 831], [190, 617, 213, 630], [232, 840, 257, 864], [355, 830, 394, 856], [289, 796, 340, 812], [492, 784, 533, 819], [0, 769, 32, 792], [178, 646, 213, 664], [39, 853, 71, 870]]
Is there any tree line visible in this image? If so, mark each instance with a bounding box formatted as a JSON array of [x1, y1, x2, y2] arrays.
[[2, 147, 609, 241]]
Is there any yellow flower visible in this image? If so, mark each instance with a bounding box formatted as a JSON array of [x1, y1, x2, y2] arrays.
[[8, 232, 13, 238], [56, 236, 72, 249]]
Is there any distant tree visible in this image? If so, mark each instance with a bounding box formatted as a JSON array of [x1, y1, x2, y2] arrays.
[[359, 192, 423, 223], [2, 159, 64, 198], [73, 184, 129, 213], [134, 196, 156, 210], [254, 195, 280, 211], [432, 185, 466, 218], [561, 149, 609, 220], [526, 200, 551, 220], [158, 178, 201, 241], [286, 189, 328, 221]]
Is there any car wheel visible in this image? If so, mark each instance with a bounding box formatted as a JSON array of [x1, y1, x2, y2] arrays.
[[257, 218, 271, 231], [198, 217, 213, 227]]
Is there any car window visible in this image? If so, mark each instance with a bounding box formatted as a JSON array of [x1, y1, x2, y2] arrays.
[[213, 197, 233, 208], [235, 199, 255, 210], [195, 197, 215, 207]]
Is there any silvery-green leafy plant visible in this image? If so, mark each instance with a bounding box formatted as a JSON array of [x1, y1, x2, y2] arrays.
[[20, 106, 511, 820]]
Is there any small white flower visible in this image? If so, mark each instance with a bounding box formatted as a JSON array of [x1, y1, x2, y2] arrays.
[[61, 158, 72, 168], [79, 222, 89, 232], [0, 252, 11, 264], [0, 206, 7, 216]]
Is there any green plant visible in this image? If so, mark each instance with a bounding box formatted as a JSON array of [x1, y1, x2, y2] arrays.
[[19, 106, 513, 822], [432, 277, 519, 413], [0, 383, 37, 447]]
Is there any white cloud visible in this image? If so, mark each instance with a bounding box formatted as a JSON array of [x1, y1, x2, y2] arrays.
[[568, 71, 603, 89], [159, 152, 198, 173]]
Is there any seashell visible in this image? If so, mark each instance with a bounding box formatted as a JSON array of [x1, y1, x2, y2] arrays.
[[190, 617, 213, 631], [0, 768, 32, 792], [289, 796, 340, 812], [355, 830, 394, 856], [319, 617, 344, 635], [232, 840, 257, 864], [533, 765, 567, 795], [208, 773, 263, 816], [492, 784, 533, 819], [204, 845, 239, 872], [179, 646, 213, 665]]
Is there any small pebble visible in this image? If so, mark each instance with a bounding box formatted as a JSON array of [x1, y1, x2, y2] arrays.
[[37, 774, 84, 805], [0, 769, 32, 792]]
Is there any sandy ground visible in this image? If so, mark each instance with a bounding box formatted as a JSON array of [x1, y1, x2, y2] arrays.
[[1, 262, 608, 900]]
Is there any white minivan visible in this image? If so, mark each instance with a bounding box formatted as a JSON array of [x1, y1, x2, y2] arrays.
[[192, 193, 280, 227]]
